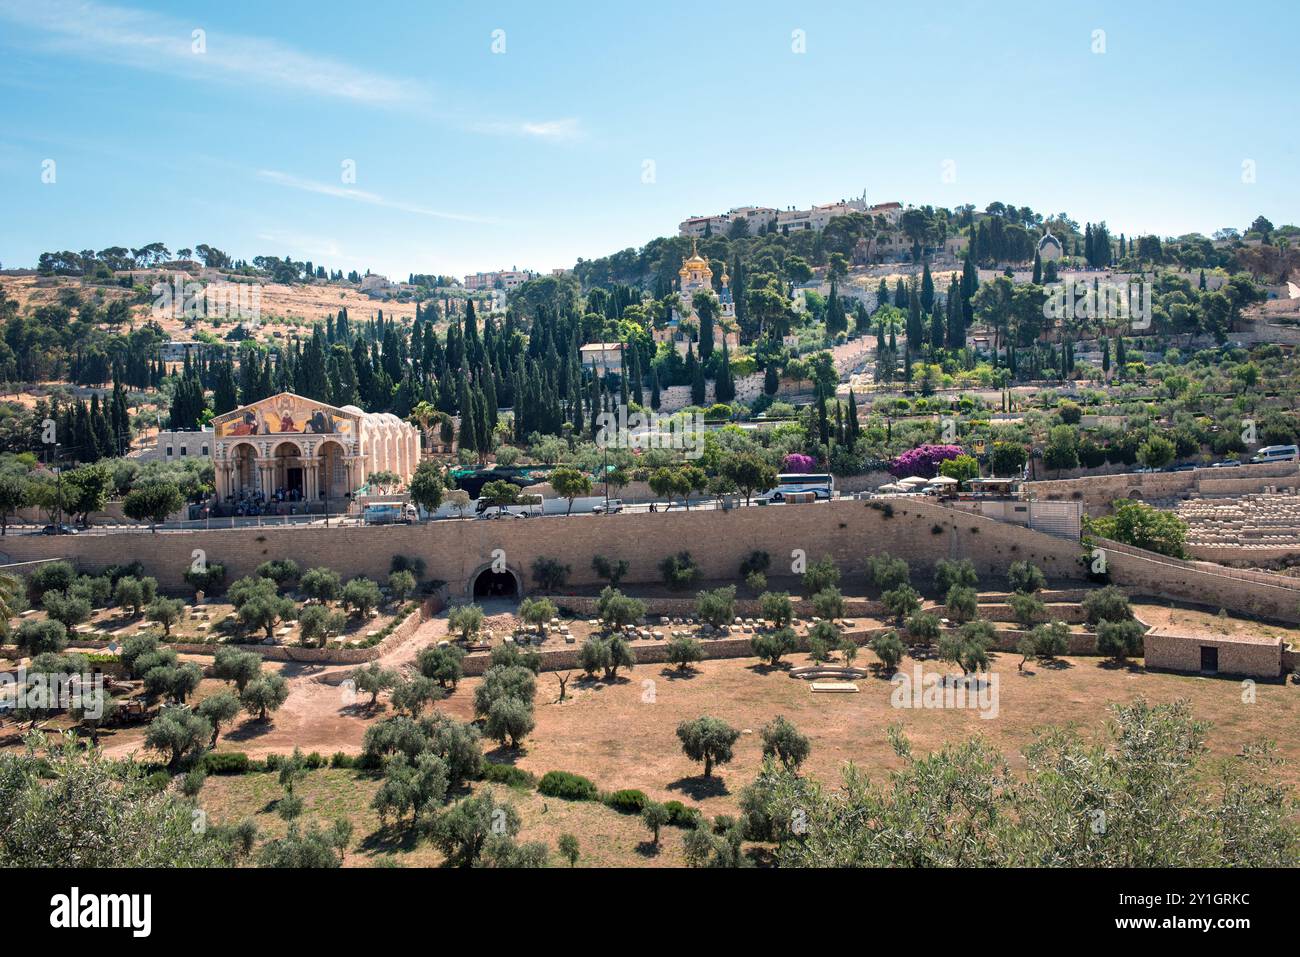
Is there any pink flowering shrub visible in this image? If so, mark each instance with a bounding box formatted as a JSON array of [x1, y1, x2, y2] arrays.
[[782, 453, 817, 473], [889, 444, 965, 479]]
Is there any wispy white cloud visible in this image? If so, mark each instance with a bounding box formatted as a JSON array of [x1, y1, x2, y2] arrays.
[[0, 0, 587, 147], [255, 229, 345, 261], [474, 117, 585, 141], [256, 169, 500, 224], [0, 0, 425, 107]]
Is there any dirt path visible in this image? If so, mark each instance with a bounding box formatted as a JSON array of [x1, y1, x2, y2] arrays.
[[99, 608, 469, 761]]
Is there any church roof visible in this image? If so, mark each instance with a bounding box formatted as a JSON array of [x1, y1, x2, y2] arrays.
[[679, 238, 711, 276], [1038, 232, 1062, 250]]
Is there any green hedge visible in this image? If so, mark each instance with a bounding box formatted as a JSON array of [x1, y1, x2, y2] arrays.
[[482, 763, 536, 789], [202, 752, 251, 775], [664, 799, 702, 830], [537, 770, 599, 801], [602, 788, 649, 815]]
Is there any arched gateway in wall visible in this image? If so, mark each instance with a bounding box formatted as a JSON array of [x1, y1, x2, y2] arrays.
[[467, 561, 523, 600]]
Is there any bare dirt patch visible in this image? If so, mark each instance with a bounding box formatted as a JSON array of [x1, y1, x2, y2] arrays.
[[1133, 601, 1300, 646]]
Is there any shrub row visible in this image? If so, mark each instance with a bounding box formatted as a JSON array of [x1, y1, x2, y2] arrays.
[[481, 763, 536, 789], [533, 770, 699, 829], [537, 769, 600, 801], [201, 750, 333, 775]]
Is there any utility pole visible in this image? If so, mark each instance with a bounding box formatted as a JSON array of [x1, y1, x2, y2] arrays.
[[54, 442, 63, 529]]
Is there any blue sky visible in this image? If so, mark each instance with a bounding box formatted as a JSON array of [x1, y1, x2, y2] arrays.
[[1, 0, 1295, 280]]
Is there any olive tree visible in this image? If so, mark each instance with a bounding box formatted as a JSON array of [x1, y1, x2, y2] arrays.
[[197, 690, 242, 746], [351, 662, 399, 711], [751, 626, 797, 666], [676, 716, 740, 778], [146, 597, 185, 636], [870, 629, 905, 674], [145, 706, 212, 770], [447, 604, 485, 642], [666, 635, 704, 672], [760, 716, 810, 771], [342, 577, 382, 617], [695, 586, 736, 630], [241, 672, 289, 721]]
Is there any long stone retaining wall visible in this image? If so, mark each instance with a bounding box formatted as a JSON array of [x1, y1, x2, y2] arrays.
[[552, 595, 887, 619], [1093, 538, 1300, 622], [7, 493, 1300, 630], [0, 497, 1090, 597], [1028, 462, 1300, 515]]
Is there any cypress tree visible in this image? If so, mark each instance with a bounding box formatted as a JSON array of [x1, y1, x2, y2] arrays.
[[906, 285, 924, 353], [960, 252, 979, 327], [715, 338, 736, 402], [920, 262, 934, 312], [457, 379, 476, 453], [946, 278, 964, 349], [826, 279, 847, 337], [696, 294, 715, 361]]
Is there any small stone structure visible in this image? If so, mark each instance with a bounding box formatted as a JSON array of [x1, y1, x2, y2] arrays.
[[1143, 629, 1289, 679]]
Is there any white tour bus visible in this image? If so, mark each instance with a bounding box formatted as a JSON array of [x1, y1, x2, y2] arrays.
[[1251, 445, 1299, 464], [761, 472, 835, 502]]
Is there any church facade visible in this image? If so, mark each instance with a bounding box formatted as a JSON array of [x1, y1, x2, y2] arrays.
[[210, 392, 420, 504]]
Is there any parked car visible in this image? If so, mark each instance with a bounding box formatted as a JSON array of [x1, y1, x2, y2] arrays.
[[591, 499, 623, 514], [40, 524, 78, 535], [1209, 460, 1242, 469]]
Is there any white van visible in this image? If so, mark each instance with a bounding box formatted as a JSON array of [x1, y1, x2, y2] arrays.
[[1250, 445, 1299, 464]]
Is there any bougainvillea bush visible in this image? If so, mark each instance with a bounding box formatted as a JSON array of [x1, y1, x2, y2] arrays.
[[782, 453, 817, 473], [889, 444, 965, 479]]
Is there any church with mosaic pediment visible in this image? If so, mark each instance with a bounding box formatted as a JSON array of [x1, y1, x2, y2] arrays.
[[209, 392, 420, 503]]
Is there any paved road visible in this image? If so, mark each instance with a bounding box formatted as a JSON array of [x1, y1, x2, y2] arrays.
[[14, 496, 846, 536]]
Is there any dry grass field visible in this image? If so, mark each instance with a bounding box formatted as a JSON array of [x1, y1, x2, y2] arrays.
[[192, 643, 1300, 867], [1, 274, 423, 337]]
